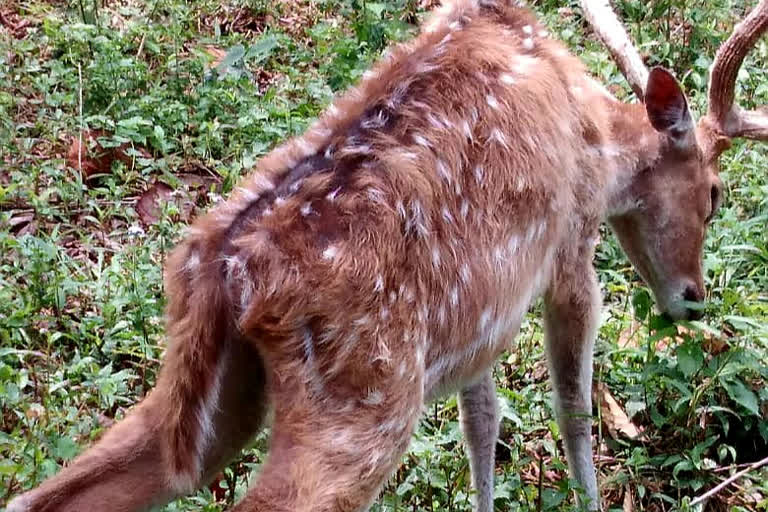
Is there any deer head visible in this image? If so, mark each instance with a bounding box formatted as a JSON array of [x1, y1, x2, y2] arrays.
[[581, 0, 768, 320]]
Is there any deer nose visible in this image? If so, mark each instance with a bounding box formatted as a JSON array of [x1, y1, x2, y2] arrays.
[[683, 286, 704, 320]]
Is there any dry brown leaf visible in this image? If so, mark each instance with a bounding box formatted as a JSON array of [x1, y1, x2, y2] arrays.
[[677, 325, 730, 355], [623, 485, 634, 512], [617, 320, 641, 348], [136, 182, 174, 225], [203, 45, 228, 68], [594, 383, 645, 441], [136, 175, 216, 225], [66, 130, 150, 179]]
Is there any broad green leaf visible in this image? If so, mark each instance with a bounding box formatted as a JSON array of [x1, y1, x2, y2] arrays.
[[53, 437, 79, 460], [721, 378, 759, 416], [246, 35, 279, 65], [365, 2, 387, 18], [676, 341, 704, 378]]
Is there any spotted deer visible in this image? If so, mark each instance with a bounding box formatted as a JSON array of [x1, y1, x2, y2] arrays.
[[8, 0, 768, 511]]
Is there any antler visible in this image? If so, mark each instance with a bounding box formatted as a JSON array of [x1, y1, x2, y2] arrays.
[[578, 0, 649, 100], [705, 0, 768, 142]]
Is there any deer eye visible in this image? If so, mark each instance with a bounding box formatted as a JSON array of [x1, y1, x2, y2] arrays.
[[706, 184, 721, 223]]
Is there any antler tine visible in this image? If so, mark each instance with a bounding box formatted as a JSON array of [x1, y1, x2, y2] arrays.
[[707, 0, 768, 141], [579, 0, 649, 101]]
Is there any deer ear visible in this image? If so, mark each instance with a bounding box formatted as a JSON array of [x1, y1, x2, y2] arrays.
[[645, 67, 693, 137]]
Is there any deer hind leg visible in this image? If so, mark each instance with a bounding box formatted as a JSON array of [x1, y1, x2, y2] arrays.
[[459, 370, 499, 512], [231, 369, 424, 512], [543, 259, 601, 509]]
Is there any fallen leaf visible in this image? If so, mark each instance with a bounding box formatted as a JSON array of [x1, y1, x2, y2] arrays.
[[66, 129, 150, 179], [617, 320, 641, 348], [623, 485, 633, 512], [594, 383, 645, 441], [136, 182, 174, 225], [203, 45, 228, 68]]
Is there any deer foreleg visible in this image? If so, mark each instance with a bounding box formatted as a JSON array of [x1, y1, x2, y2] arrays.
[[459, 370, 499, 512], [543, 258, 601, 509]]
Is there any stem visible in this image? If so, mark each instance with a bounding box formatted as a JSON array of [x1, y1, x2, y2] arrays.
[[690, 455, 768, 507]]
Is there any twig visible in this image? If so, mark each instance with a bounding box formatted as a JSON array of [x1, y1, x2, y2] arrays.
[[136, 33, 146, 59], [78, 62, 83, 174], [690, 455, 768, 507]]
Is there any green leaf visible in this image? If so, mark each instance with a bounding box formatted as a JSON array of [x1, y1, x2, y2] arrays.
[[676, 340, 704, 378], [53, 436, 79, 460], [217, 45, 246, 76], [365, 2, 387, 18], [721, 378, 759, 416], [632, 288, 652, 321], [246, 35, 280, 65]]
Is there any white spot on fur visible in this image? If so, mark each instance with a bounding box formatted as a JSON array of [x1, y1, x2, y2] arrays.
[[237, 187, 259, 202], [522, 25, 533, 35], [474, 165, 484, 184], [490, 128, 509, 148], [427, 112, 446, 130], [326, 187, 341, 202], [522, 38, 534, 50], [290, 180, 305, 193], [300, 202, 313, 216], [479, 308, 492, 330], [432, 247, 441, 267], [296, 137, 316, 158], [437, 159, 451, 181], [507, 235, 519, 253], [363, 389, 384, 406], [437, 304, 446, 325], [375, 274, 385, 293], [460, 263, 471, 284], [500, 73, 516, 84], [323, 245, 338, 260], [461, 119, 473, 139], [442, 207, 454, 223], [413, 133, 432, 147], [511, 55, 537, 75], [486, 94, 500, 110], [449, 286, 459, 306], [343, 143, 373, 156]]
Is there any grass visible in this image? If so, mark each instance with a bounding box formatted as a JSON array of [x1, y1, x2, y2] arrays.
[[1, 0, 766, 510]]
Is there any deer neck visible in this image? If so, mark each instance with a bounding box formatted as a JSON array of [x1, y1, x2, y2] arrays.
[[601, 101, 662, 217]]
